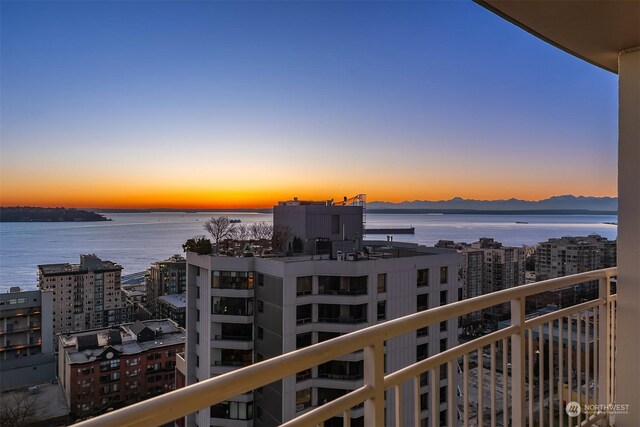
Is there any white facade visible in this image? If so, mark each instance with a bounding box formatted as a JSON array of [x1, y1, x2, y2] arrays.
[[186, 242, 461, 426]]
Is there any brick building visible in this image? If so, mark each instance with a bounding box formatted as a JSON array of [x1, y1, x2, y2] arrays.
[[57, 319, 185, 421]]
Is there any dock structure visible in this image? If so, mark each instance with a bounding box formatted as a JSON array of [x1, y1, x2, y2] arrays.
[[364, 227, 415, 235]]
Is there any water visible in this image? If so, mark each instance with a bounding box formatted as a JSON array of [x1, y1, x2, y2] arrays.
[[0, 212, 617, 291]]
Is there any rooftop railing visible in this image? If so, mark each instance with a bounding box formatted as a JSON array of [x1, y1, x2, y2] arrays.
[[74, 267, 617, 427]]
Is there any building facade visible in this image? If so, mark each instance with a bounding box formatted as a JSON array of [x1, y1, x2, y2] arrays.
[[158, 294, 186, 327], [0, 288, 56, 391], [437, 238, 525, 330], [145, 255, 186, 318], [535, 235, 617, 281], [533, 235, 617, 308], [38, 254, 129, 337], [186, 199, 462, 427], [57, 319, 185, 421]]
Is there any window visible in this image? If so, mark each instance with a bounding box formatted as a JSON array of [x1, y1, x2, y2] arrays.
[[257, 300, 264, 313], [212, 271, 254, 290], [440, 321, 447, 332], [417, 343, 428, 361], [417, 269, 429, 287], [211, 401, 254, 420], [417, 326, 428, 337], [440, 338, 447, 353], [211, 297, 253, 316], [296, 388, 312, 411], [440, 290, 447, 306], [196, 309, 200, 322], [296, 304, 312, 324], [440, 267, 448, 284], [377, 301, 386, 320], [331, 215, 340, 234], [417, 293, 429, 311], [196, 332, 199, 345], [296, 332, 312, 349], [377, 274, 386, 293], [296, 276, 312, 296], [257, 327, 264, 340]]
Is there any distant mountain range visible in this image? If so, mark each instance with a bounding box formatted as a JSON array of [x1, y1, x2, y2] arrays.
[[367, 195, 617, 212]]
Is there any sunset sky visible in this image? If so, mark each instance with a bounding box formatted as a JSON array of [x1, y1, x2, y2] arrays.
[[0, 1, 618, 209]]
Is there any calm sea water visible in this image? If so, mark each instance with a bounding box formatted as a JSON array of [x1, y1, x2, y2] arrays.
[[0, 212, 617, 291]]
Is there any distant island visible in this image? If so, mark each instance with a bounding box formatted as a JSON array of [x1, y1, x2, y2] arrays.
[[0, 207, 111, 222]]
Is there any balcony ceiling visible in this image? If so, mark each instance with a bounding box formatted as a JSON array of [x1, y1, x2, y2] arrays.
[[475, 0, 640, 73]]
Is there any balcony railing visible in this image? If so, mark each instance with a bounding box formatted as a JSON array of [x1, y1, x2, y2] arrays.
[[74, 267, 618, 427]]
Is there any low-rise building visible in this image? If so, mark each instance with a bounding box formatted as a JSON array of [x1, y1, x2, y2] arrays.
[[157, 294, 186, 327], [57, 319, 185, 421], [145, 255, 186, 318]]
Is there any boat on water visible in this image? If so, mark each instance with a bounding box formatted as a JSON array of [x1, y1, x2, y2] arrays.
[[515, 221, 529, 224], [230, 219, 242, 223], [602, 221, 617, 225]]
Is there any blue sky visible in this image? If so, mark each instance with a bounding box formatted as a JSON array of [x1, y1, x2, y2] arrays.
[[0, 1, 618, 207]]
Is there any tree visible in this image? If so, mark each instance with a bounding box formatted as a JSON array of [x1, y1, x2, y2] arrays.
[[0, 391, 42, 426], [232, 224, 250, 241], [204, 216, 237, 250], [182, 235, 212, 255], [249, 222, 273, 241]]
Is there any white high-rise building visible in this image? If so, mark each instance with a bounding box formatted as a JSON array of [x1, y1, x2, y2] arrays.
[[186, 199, 462, 426]]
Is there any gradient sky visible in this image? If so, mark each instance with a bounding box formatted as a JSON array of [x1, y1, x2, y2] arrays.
[[0, 1, 618, 209]]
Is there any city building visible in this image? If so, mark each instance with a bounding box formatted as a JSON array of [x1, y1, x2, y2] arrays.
[[437, 238, 525, 329], [533, 235, 617, 309], [57, 319, 185, 421], [38, 254, 129, 337], [273, 195, 366, 256], [145, 255, 186, 318], [186, 198, 462, 426], [535, 235, 617, 281], [121, 282, 151, 322], [0, 288, 56, 391], [157, 294, 186, 327]]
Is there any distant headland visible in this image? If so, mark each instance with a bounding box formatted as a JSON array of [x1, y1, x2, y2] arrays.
[[0, 207, 111, 222]]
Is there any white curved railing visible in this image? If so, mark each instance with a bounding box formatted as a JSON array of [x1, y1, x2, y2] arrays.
[[75, 267, 617, 427]]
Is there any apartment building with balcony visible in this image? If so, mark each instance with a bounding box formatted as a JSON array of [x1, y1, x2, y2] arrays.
[[437, 238, 525, 329], [532, 235, 617, 309], [535, 235, 616, 281], [0, 287, 56, 391], [38, 254, 130, 337], [57, 319, 185, 421], [186, 199, 462, 427], [145, 255, 186, 318]]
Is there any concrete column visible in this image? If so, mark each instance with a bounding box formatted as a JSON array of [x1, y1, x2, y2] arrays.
[[615, 47, 640, 427]]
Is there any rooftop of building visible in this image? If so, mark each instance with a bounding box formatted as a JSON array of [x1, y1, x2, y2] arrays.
[[276, 194, 366, 207], [540, 234, 615, 245], [158, 293, 186, 309], [152, 254, 186, 266], [59, 319, 185, 364], [38, 254, 122, 275]]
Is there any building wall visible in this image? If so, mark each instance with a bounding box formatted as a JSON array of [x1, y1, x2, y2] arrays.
[[0, 290, 52, 361], [39, 259, 128, 338], [58, 333, 183, 420], [187, 245, 461, 426]]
